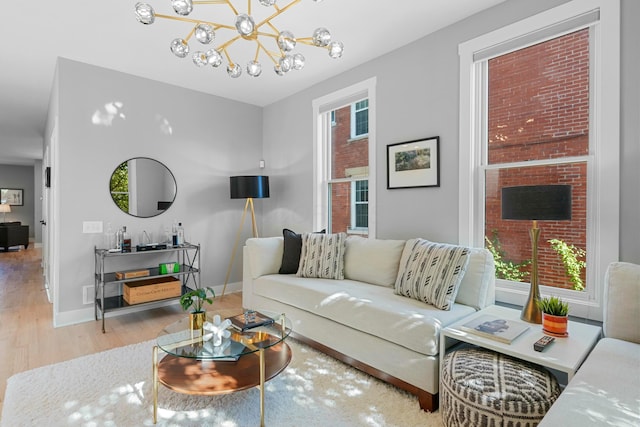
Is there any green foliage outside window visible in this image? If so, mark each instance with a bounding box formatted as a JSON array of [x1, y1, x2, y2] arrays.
[[109, 162, 129, 212], [485, 230, 531, 282], [548, 238, 586, 291]]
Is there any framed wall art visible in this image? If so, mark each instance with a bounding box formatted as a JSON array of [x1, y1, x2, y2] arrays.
[[387, 136, 440, 189], [1, 188, 24, 206]]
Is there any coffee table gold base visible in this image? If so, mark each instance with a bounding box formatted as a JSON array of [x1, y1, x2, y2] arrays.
[[152, 343, 292, 425]]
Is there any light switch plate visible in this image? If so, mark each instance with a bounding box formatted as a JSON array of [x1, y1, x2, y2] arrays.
[[82, 221, 103, 234]]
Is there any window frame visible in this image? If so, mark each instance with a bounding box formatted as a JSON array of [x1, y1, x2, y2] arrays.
[[458, 0, 620, 321], [312, 78, 377, 238]]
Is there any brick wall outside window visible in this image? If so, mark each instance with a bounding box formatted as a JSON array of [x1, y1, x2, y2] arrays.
[[486, 29, 589, 289], [330, 105, 368, 234]]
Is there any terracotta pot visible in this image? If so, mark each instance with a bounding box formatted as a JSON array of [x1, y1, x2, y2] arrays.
[[189, 311, 206, 331], [542, 312, 568, 337]]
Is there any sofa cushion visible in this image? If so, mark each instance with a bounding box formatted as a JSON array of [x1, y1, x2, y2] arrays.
[[604, 262, 640, 343], [297, 232, 347, 280], [395, 239, 471, 310], [344, 236, 406, 287], [253, 274, 476, 356], [539, 338, 640, 426]]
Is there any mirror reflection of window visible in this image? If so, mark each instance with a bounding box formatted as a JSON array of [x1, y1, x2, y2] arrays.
[[109, 157, 176, 218]]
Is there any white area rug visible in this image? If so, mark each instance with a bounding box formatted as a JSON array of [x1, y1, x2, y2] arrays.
[[2, 339, 443, 426]]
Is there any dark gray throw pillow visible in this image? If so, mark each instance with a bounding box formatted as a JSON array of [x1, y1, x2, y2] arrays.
[[279, 228, 325, 274]]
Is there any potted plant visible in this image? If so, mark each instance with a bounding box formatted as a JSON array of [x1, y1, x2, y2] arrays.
[[536, 296, 569, 337], [180, 287, 215, 330]]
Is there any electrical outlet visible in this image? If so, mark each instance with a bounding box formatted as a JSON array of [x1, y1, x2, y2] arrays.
[[82, 221, 103, 234], [82, 286, 94, 305]]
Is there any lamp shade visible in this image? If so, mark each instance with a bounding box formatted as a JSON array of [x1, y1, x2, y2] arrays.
[[501, 185, 571, 221], [0, 204, 11, 213], [229, 175, 269, 199]]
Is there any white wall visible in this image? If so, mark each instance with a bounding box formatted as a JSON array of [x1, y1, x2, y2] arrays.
[[47, 58, 263, 325], [262, 0, 640, 265]]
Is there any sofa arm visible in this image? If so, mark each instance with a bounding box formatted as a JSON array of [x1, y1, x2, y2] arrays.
[[245, 237, 284, 279]]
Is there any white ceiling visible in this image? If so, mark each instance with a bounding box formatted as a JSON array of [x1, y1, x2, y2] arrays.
[[0, 0, 506, 166]]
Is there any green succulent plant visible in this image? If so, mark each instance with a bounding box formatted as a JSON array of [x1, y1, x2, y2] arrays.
[[536, 296, 569, 316], [179, 287, 215, 313]]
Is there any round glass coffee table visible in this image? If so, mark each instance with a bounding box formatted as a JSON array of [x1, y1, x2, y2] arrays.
[[152, 310, 292, 425]]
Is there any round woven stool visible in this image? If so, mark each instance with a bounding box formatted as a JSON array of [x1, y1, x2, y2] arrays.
[[441, 347, 561, 427]]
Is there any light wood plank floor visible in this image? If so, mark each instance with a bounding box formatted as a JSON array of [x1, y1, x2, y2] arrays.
[[0, 246, 242, 415]]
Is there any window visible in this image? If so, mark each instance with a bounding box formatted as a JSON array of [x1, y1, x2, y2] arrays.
[[484, 30, 589, 291], [351, 99, 369, 138], [458, 0, 620, 320], [351, 180, 368, 230], [312, 78, 377, 238]]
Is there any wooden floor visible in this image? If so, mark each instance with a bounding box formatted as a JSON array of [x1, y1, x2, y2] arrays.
[[0, 246, 243, 415]]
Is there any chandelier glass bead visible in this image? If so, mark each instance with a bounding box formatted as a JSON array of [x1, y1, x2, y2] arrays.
[[227, 63, 242, 78], [171, 0, 193, 16], [312, 28, 331, 47], [277, 31, 296, 52], [292, 53, 305, 70], [170, 38, 190, 58], [195, 24, 215, 44], [328, 41, 344, 59], [208, 49, 223, 67], [247, 60, 262, 77], [134, 2, 155, 25], [235, 14, 255, 37]]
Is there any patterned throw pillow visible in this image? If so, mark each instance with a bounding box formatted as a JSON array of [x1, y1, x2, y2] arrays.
[[394, 239, 471, 310], [297, 232, 347, 280]]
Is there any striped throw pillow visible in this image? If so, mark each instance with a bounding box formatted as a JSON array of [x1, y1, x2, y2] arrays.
[[297, 232, 347, 280], [394, 239, 471, 310]]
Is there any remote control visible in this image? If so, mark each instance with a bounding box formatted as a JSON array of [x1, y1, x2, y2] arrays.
[[534, 335, 555, 352]]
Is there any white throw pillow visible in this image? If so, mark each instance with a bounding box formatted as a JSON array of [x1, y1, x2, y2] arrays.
[[395, 238, 471, 310], [297, 232, 347, 280], [344, 236, 406, 287], [455, 247, 496, 309]]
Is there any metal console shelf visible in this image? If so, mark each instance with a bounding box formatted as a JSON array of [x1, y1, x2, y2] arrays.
[[94, 243, 200, 333]]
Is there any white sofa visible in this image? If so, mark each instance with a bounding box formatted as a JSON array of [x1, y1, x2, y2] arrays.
[[540, 261, 640, 426], [242, 235, 495, 411]]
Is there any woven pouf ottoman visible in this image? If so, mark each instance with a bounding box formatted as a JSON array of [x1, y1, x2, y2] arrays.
[[441, 347, 561, 427]]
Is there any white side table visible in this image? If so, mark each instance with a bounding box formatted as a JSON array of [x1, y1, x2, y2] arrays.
[[440, 305, 601, 385]]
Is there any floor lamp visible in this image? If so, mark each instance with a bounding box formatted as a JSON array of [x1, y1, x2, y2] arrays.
[[222, 175, 270, 297], [0, 203, 11, 223], [501, 185, 572, 324]]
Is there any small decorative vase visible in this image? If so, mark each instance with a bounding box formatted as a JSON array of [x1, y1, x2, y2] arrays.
[[542, 313, 568, 337], [189, 311, 206, 331]]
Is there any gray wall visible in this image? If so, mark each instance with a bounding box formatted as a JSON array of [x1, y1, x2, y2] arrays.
[[47, 58, 263, 321], [262, 0, 640, 264], [0, 164, 35, 237]]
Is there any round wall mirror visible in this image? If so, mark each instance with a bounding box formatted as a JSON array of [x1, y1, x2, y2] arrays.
[[109, 157, 177, 218]]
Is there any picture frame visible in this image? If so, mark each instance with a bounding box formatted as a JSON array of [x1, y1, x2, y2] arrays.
[[387, 136, 440, 189], [1, 188, 24, 206]]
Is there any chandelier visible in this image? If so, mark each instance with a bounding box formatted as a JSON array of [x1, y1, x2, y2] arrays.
[[134, 0, 344, 78]]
